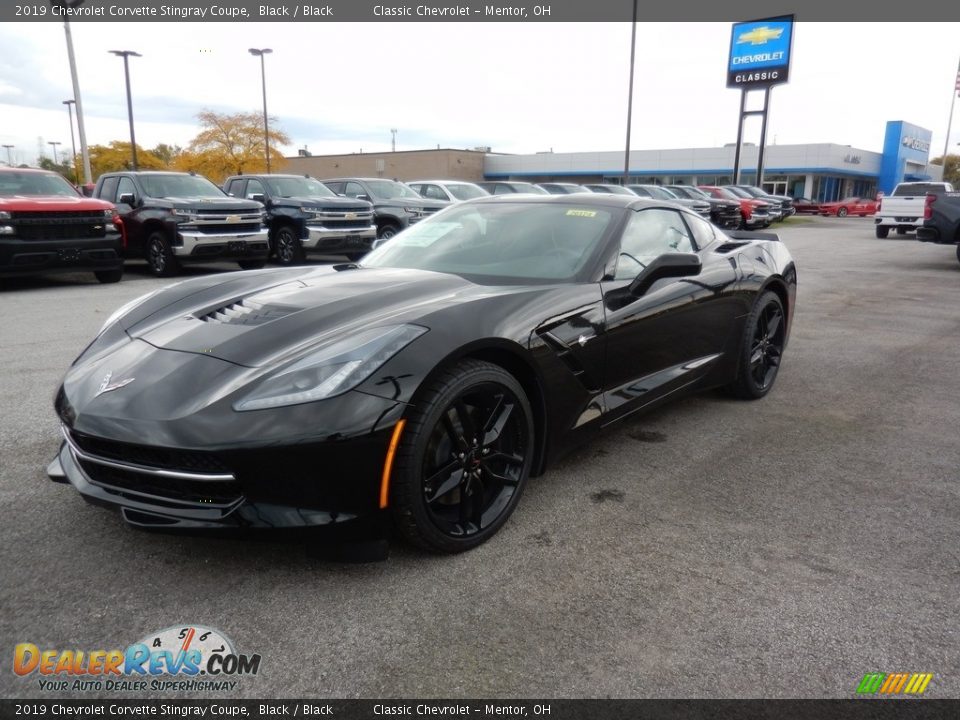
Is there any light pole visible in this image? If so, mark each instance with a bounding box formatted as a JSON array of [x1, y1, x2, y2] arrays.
[[48, 141, 62, 165], [622, 0, 637, 184], [63, 99, 79, 183], [391, 128, 397, 152], [50, 0, 93, 184], [248, 48, 273, 172], [2, 144, 13, 166], [109, 50, 142, 170]]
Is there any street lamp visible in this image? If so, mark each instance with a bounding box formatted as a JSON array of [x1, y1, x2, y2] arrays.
[[109, 50, 142, 170], [2, 144, 13, 166], [48, 141, 62, 165], [63, 99, 79, 183], [50, 0, 93, 184], [248, 48, 273, 172], [391, 128, 397, 152]]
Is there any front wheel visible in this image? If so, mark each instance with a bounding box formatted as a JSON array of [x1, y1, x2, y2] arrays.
[[875, 226, 890, 238], [145, 231, 180, 277], [94, 268, 123, 284], [726, 290, 786, 400], [390, 360, 535, 554], [837, 207, 849, 217], [273, 225, 305, 266], [377, 223, 400, 241]]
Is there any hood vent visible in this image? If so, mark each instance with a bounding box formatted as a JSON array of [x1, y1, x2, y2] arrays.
[[199, 298, 297, 326]]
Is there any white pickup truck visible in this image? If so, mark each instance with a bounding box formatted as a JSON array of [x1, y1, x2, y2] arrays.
[[875, 181, 955, 238]]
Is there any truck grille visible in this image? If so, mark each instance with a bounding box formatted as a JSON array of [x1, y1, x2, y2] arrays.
[[9, 212, 108, 240], [310, 219, 372, 230], [194, 223, 262, 235]]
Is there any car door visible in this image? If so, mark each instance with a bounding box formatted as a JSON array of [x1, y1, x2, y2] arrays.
[[600, 207, 739, 424], [112, 175, 145, 256]]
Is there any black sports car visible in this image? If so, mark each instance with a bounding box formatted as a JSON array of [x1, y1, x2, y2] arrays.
[[49, 195, 797, 555]]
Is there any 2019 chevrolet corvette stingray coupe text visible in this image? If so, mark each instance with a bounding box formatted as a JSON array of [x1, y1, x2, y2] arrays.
[[49, 195, 796, 554]]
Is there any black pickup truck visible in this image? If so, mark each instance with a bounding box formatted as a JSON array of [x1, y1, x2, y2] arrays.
[[320, 178, 447, 241], [916, 192, 960, 265], [223, 174, 376, 265], [93, 171, 269, 277]]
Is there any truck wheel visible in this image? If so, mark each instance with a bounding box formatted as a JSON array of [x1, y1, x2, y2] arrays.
[[273, 225, 305, 266], [377, 223, 400, 240], [94, 268, 123, 284], [875, 226, 889, 239], [146, 231, 180, 277]]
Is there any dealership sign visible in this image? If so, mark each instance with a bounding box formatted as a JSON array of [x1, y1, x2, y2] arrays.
[[727, 15, 795, 88]]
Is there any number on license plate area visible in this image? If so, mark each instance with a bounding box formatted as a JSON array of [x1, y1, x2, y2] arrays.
[[227, 241, 247, 253]]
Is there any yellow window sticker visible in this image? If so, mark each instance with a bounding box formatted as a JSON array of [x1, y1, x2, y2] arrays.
[[566, 209, 597, 217]]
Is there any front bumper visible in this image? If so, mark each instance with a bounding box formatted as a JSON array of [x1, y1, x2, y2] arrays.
[[175, 229, 270, 260], [744, 215, 771, 227], [0, 234, 123, 277], [303, 224, 377, 253]]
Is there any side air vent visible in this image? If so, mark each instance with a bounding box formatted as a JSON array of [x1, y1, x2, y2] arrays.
[[200, 298, 296, 326], [714, 241, 750, 253]]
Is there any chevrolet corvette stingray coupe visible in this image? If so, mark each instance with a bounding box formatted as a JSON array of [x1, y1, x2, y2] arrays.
[[49, 195, 796, 555]]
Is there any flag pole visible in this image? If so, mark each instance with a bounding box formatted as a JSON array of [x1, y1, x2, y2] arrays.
[[942, 55, 960, 167]]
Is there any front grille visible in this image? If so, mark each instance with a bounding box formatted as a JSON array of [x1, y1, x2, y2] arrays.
[[69, 430, 230, 474], [193, 223, 262, 235], [16, 223, 107, 240], [77, 458, 242, 505], [11, 211, 104, 220]]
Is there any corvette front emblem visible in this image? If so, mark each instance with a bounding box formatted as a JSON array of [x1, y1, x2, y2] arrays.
[[95, 371, 135, 398]]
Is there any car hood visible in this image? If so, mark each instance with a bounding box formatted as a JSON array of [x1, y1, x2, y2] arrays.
[[121, 266, 504, 368], [273, 195, 372, 210], [0, 195, 114, 212], [151, 195, 262, 211]]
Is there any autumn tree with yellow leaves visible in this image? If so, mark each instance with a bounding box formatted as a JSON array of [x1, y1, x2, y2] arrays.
[[174, 110, 290, 183]]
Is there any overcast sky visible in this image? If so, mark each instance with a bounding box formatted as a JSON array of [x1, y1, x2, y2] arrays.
[[1, 21, 959, 168]]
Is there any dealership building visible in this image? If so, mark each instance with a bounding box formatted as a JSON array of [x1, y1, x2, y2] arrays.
[[285, 120, 939, 201]]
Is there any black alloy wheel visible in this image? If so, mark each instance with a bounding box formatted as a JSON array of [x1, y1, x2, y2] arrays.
[[377, 223, 400, 240], [146, 231, 180, 277], [390, 360, 534, 553], [273, 225, 304, 266], [728, 290, 786, 400], [837, 207, 849, 217]]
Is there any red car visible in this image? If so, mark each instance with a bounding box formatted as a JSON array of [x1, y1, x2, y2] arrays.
[[819, 197, 879, 217], [791, 197, 821, 214], [698, 185, 772, 228]]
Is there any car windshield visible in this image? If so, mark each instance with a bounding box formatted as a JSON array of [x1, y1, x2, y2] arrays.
[[590, 185, 634, 196], [724, 187, 753, 198], [683, 186, 712, 200], [641, 186, 679, 201], [139, 174, 224, 198], [365, 179, 423, 200], [265, 177, 336, 198], [508, 183, 549, 195], [666, 186, 693, 199], [446, 184, 488, 201], [362, 201, 618, 282], [0, 171, 79, 197], [739, 186, 768, 196], [705, 187, 738, 200]]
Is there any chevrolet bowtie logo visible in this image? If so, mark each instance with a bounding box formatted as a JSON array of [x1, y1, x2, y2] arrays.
[[95, 371, 135, 398], [737, 26, 784, 45]]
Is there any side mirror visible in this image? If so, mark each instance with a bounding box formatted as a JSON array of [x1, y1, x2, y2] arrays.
[[249, 193, 265, 203], [118, 192, 136, 206], [628, 252, 702, 297]]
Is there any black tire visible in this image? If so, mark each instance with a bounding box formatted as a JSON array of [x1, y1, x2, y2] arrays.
[[726, 290, 786, 400], [377, 223, 400, 240], [390, 360, 535, 554], [273, 224, 304, 266], [956, 244, 960, 266], [896, 228, 907, 235], [837, 207, 848, 217], [238, 259, 266, 270], [145, 230, 180, 277], [875, 226, 890, 239], [94, 268, 123, 284]]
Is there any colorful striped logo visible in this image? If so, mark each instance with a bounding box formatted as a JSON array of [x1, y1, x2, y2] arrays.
[[856, 673, 933, 695]]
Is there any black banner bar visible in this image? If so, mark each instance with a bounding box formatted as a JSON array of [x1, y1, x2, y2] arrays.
[[1, 699, 959, 720], [4, 0, 960, 22]]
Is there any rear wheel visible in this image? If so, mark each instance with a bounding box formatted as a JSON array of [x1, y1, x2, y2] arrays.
[[94, 268, 123, 284], [390, 360, 535, 554], [146, 231, 180, 277], [727, 291, 786, 400], [837, 207, 849, 217], [238, 259, 266, 270], [875, 226, 890, 238], [273, 225, 305, 266]]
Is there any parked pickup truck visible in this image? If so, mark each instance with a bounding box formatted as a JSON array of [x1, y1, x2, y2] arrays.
[[321, 178, 447, 241], [223, 174, 376, 265], [0, 166, 123, 283], [917, 191, 960, 265], [874, 182, 955, 238], [93, 171, 269, 277]]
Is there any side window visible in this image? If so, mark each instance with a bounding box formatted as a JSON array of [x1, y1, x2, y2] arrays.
[[245, 179, 265, 199], [324, 181, 344, 195], [343, 182, 365, 198], [615, 208, 694, 280], [225, 179, 245, 197], [682, 213, 714, 250], [409, 184, 424, 196], [99, 176, 119, 203], [116, 176, 137, 204], [423, 184, 446, 201]]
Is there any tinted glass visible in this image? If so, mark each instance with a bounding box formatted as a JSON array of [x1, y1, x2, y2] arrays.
[[365, 179, 422, 200], [116, 176, 137, 201], [363, 202, 617, 282], [0, 171, 79, 197], [139, 174, 224, 198], [446, 184, 487, 201], [683, 213, 715, 249], [615, 208, 694, 279], [892, 184, 944, 196], [265, 177, 337, 197]]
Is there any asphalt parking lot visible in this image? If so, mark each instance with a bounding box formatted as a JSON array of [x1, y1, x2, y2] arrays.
[[1, 217, 958, 700]]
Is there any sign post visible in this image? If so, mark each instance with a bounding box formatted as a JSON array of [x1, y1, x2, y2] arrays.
[[727, 15, 794, 186]]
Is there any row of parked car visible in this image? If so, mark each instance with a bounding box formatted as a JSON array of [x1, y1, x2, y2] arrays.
[[0, 164, 798, 284]]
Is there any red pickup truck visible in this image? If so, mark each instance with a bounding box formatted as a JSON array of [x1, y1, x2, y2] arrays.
[[0, 167, 124, 283]]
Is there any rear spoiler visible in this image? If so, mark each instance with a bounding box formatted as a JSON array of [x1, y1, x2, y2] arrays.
[[725, 230, 781, 242]]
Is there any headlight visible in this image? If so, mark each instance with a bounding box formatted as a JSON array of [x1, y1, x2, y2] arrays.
[[234, 324, 427, 411], [172, 208, 199, 222]]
